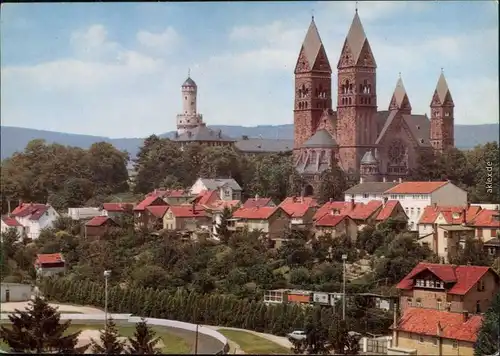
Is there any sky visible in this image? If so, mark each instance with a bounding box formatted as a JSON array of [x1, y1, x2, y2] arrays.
[[1, 1, 498, 138]]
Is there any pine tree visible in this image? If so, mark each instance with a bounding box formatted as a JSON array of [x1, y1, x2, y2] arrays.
[[215, 206, 232, 244], [0, 296, 86, 353], [91, 318, 125, 354], [127, 318, 161, 355], [474, 292, 500, 356]]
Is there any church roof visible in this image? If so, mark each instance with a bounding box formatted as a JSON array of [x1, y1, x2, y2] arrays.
[[182, 77, 197, 87], [375, 112, 431, 148], [301, 17, 325, 70], [346, 11, 368, 64], [435, 72, 452, 104], [302, 129, 337, 148], [391, 76, 411, 110], [174, 125, 234, 142], [361, 150, 377, 165]]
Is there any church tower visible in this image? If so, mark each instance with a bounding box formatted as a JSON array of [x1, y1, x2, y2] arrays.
[[389, 75, 412, 115], [176, 74, 204, 134], [293, 17, 332, 151], [430, 71, 455, 152], [336, 10, 378, 174]]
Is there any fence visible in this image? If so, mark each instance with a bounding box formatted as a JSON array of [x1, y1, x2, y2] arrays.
[[0, 313, 229, 355], [360, 336, 391, 354]]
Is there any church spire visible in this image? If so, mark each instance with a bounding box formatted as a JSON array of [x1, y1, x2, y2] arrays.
[[338, 10, 376, 68], [295, 17, 330, 73], [389, 74, 412, 113], [432, 70, 454, 107]]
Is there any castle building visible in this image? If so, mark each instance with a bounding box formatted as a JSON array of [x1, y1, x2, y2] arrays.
[[293, 11, 455, 196]]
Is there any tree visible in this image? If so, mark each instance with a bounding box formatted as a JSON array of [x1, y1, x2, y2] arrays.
[[474, 292, 500, 356], [127, 318, 162, 355], [216, 206, 232, 244], [91, 318, 125, 354], [0, 296, 86, 353], [329, 319, 360, 355], [449, 237, 492, 267], [317, 165, 348, 205]]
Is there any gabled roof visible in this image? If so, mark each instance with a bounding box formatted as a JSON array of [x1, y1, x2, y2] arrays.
[[349, 200, 382, 220], [194, 190, 219, 205], [279, 197, 318, 218], [198, 178, 242, 191], [11, 203, 51, 221], [102, 202, 135, 212], [300, 17, 325, 71], [470, 209, 500, 228], [35, 253, 64, 265], [204, 200, 241, 211], [315, 214, 350, 227], [385, 181, 449, 194], [168, 205, 206, 218], [396, 262, 495, 295], [301, 129, 337, 148], [394, 308, 482, 343], [402, 114, 432, 147], [242, 197, 274, 209], [134, 196, 167, 211], [85, 216, 117, 227], [1, 216, 22, 227], [344, 182, 398, 195], [146, 205, 170, 218], [314, 201, 356, 221], [375, 201, 405, 221], [418, 205, 481, 225], [233, 206, 284, 220]]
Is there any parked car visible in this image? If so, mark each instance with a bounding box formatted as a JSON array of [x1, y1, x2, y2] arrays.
[[287, 330, 306, 342]]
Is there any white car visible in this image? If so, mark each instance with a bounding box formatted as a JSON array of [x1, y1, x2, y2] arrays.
[[287, 330, 307, 341]]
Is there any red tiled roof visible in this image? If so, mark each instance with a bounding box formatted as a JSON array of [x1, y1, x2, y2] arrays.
[[134, 196, 167, 211], [385, 181, 449, 194], [233, 206, 280, 220], [243, 197, 273, 209], [11, 203, 50, 221], [102, 203, 134, 212], [395, 307, 482, 342], [35, 253, 64, 265], [279, 197, 318, 218], [376, 201, 404, 221], [206, 200, 240, 211], [419, 205, 481, 225], [349, 200, 382, 220], [168, 205, 206, 218], [470, 209, 500, 228], [314, 201, 356, 221], [316, 214, 349, 227], [1, 216, 22, 227], [195, 190, 219, 205], [148, 189, 192, 198], [396, 262, 494, 295], [85, 216, 116, 227], [146, 205, 169, 218]]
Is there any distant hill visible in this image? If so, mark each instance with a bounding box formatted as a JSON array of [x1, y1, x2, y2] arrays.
[[1, 124, 498, 159]]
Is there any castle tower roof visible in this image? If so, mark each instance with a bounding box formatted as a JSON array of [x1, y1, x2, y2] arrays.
[[182, 77, 197, 88]]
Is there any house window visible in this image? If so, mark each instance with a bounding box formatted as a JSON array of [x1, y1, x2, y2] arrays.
[[224, 189, 231, 197], [489, 247, 496, 255], [417, 208, 421, 216], [437, 301, 442, 310], [407, 298, 413, 307], [418, 336, 424, 344], [433, 338, 438, 346], [452, 340, 458, 349], [477, 279, 485, 292], [476, 301, 481, 313], [491, 229, 497, 237], [363, 193, 369, 198]]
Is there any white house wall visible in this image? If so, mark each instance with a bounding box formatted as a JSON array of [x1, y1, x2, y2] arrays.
[[430, 184, 468, 207]]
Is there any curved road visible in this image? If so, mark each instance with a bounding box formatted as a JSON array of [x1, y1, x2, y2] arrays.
[[0, 301, 224, 354]]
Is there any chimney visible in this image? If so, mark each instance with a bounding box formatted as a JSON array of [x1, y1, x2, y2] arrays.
[[462, 208, 467, 226], [192, 202, 196, 214], [383, 176, 387, 183], [350, 198, 355, 211], [330, 209, 335, 216], [436, 321, 442, 337], [398, 177, 403, 183], [467, 202, 471, 209], [383, 197, 388, 206], [462, 311, 469, 321], [255, 194, 259, 201], [433, 203, 438, 211], [292, 196, 297, 202], [329, 198, 333, 203]]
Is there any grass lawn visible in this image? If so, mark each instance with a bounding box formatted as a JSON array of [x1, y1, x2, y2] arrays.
[[217, 328, 290, 354], [0, 324, 191, 354]]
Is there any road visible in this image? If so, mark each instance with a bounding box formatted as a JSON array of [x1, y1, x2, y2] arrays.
[[0, 301, 225, 354]]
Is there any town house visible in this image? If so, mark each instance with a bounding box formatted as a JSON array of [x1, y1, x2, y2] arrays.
[[10, 203, 60, 240], [344, 182, 399, 204], [396, 262, 500, 314], [383, 181, 468, 231], [35, 253, 66, 278], [147, 189, 195, 205], [314, 213, 358, 241], [469, 208, 500, 241], [279, 197, 318, 231], [84, 216, 119, 238], [242, 196, 276, 209], [190, 178, 242, 201], [133, 196, 169, 228], [101, 202, 135, 219], [163, 204, 211, 231], [231, 206, 291, 246], [201, 199, 241, 238], [417, 204, 481, 238]]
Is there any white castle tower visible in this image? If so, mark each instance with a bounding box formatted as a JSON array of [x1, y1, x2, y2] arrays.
[[176, 71, 204, 134]]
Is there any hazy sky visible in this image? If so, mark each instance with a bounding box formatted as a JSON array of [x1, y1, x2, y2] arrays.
[[1, 1, 498, 138]]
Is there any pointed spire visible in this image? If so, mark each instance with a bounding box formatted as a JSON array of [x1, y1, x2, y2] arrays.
[[389, 74, 411, 112], [300, 17, 324, 70], [435, 70, 451, 104], [345, 11, 367, 64]]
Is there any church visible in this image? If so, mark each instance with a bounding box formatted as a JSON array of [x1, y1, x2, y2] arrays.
[[293, 10, 455, 196]]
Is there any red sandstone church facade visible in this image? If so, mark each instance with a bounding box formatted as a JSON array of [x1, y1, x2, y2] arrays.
[[293, 11, 455, 196]]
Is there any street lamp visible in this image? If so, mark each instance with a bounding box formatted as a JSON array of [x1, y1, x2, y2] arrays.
[[104, 270, 111, 329], [342, 254, 347, 321]]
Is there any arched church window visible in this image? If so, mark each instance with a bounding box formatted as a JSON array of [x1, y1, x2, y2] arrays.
[[305, 102, 308, 109], [348, 97, 352, 105], [368, 84, 371, 94], [445, 112, 450, 117], [349, 84, 353, 93]]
